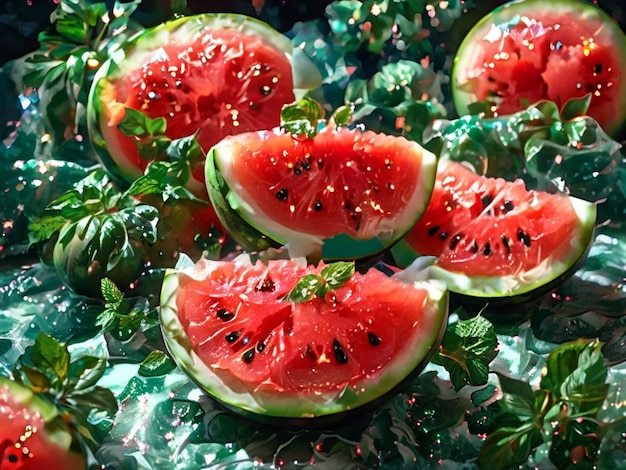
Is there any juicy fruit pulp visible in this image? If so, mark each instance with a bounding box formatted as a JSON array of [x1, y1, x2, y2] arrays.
[[452, 0, 626, 135], [399, 160, 596, 298], [160, 257, 447, 423], [0, 379, 84, 470], [207, 126, 437, 259], [89, 14, 297, 189]]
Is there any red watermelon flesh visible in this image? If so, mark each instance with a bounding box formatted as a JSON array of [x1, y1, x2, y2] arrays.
[[452, 0, 626, 135], [211, 127, 435, 243], [174, 258, 436, 393], [0, 381, 85, 470], [404, 160, 591, 278], [91, 15, 297, 187]]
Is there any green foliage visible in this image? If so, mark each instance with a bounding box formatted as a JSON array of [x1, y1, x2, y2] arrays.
[[12, 332, 117, 450], [432, 314, 499, 391], [15, 0, 143, 158], [291, 0, 461, 142], [478, 339, 614, 468], [97, 278, 158, 341], [426, 98, 625, 205]]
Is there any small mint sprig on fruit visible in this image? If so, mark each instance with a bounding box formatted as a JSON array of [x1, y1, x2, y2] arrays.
[[280, 97, 353, 139], [284, 261, 355, 303]]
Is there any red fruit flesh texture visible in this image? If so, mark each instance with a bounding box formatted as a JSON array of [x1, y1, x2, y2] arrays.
[[175, 259, 429, 393], [456, 4, 625, 133], [227, 128, 424, 239], [404, 161, 582, 277], [104, 28, 295, 184], [0, 385, 84, 470]]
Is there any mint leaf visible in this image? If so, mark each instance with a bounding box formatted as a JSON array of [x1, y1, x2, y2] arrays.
[[97, 278, 157, 341], [284, 262, 356, 303], [320, 261, 355, 290], [139, 350, 176, 377], [432, 315, 498, 390], [540, 339, 609, 414], [284, 274, 325, 303], [118, 107, 168, 138], [280, 97, 325, 138]]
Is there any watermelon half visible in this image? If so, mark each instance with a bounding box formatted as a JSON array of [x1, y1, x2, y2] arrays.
[[159, 256, 448, 427], [88, 13, 318, 192], [205, 126, 438, 260], [451, 0, 626, 135], [393, 160, 597, 301]]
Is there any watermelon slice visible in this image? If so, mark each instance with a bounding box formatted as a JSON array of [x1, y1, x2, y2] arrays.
[[394, 160, 597, 300], [88, 13, 318, 192], [0, 377, 85, 470], [159, 256, 448, 426], [451, 0, 626, 135], [205, 125, 438, 260]]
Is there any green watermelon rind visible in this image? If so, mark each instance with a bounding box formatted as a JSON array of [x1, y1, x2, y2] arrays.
[[207, 127, 439, 260], [451, 0, 626, 136], [159, 262, 448, 423], [393, 195, 597, 301], [87, 13, 311, 188], [205, 149, 282, 253]]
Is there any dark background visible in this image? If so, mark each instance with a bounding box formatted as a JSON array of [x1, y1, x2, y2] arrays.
[[0, 0, 335, 66]]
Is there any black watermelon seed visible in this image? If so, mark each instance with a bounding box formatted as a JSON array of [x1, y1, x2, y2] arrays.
[[517, 228, 532, 247], [256, 276, 275, 292], [275, 189, 288, 201], [216, 308, 235, 321], [301, 161, 311, 171], [427, 225, 441, 237], [471, 241, 479, 253], [259, 85, 272, 96], [242, 349, 255, 363], [333, 339, 348, 364], [502, 235, 511, 254], [503, 200, 514, 212], [225, 330, 241, 343], [483, 242, 492, 256], [449, 233, 464, 250], [439, 231, 449, 241], [293, 163, 302, 176], [368, 332, 382, 346], [313, 200, 323, 211], [317, 159, 325, 169], [481, 194, 493, 207], [256, 336, 270, 353], [595, 63, 603, 74]]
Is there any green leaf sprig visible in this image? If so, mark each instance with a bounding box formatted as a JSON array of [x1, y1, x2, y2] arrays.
[[432, 314, 499, 391], [478, 339, 618, 468], [12, 332, 117, 450], [284, 261, 355, 303], [97, 278, 158, 342], [15, 0, 143, 158]]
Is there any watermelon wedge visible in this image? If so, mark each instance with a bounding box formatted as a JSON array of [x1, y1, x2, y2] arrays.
[[88, 13, 319, 192], [159, 256, 448, 427], [205, 125, 438, 260], [393, 160, 597, 301]]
